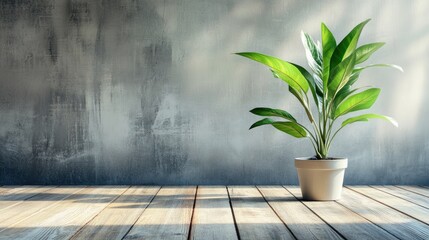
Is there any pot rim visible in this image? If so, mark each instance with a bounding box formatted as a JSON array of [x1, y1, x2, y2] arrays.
[[295, 157, 348, 169], [295, 157, 347, 161]]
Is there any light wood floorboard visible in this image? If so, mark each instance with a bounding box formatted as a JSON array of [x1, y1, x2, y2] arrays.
[[0, 186, 85, 231], [228, 186, 295, 240], [0, 186, 127, 240], [70, 186, 160, 240], [286, 186, 397, 240], [396, 186, 429, 197], [350, 186, 429, 224], [339, 187, 429, 240], [123, 186, 196, 240], [372, 185, 429, 209], [258, 186, 343, 240], [0, 186, 55, 211], [190, 186, 238, 240], [0, 185, 428, 240]]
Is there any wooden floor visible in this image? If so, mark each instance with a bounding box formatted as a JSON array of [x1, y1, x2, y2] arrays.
[[0, 186, 428, 239]]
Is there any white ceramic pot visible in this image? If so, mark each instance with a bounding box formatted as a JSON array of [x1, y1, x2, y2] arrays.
[[295, 157, 348, 200]]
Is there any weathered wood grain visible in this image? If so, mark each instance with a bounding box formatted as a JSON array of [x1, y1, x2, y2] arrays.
[[190, 186, 238, 240], [0, 185, 428, 239], [258, 186, 342, 240], [396, 186, 429, 198], [70, 186, 160, 240], [0, 186, 21, 194], [372, 185, 429, 209], [339, 187, 429, 239], [0, 186, 85, 230], [228, 186, 295, 240], [0, 186, 54, 211], [0, 186, 25, 195], [286, 186, 396, 240], [0, 186, 127, 240], [124, 186, 196, 240], [350, 186, 429, 224]]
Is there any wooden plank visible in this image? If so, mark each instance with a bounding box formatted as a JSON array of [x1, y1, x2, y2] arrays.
[[124, 186, 196, 240], [228, 186, 294, 240], [190, 186, 238, 240], [286, 186, 396, 240], [0, 186, 54, 211], [0, 186, 127, 240], [258, 186, 342, 240], [350, 186, 429, 224], [0, 186, 85, 230], [0, 186, 24, 195], [0, 186, 21, 194], [396, 186, 429, 198], [70, 186, 160, 240], [372, 185, 429, 209], [338, 187, 429, 239]]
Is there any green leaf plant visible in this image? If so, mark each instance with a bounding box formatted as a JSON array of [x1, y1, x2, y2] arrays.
[[236, 19, 402, 159]]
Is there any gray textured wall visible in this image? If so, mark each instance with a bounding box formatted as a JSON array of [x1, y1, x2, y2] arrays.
[[0, 0, 428, 185]]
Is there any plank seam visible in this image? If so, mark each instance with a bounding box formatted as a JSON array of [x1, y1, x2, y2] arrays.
[[282, 186, 348, 240], [0, 185, 58, 212], [0, 185, 22, 195], [187, 185, 198, 240], [226, 186, 241, 240], [0, 186, 88, 233], [346, 186, 429, 227], [256, 186, 298, 240], [0, 185, 16, 194], [395, 185, 429, 198], [369, 186, 429, 210], [120, 186, 162, 240], [69, 186, 131, 240], [335, 194, 402, 240]]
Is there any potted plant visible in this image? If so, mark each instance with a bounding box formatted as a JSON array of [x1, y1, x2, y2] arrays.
[[236, 19, 402, 200]]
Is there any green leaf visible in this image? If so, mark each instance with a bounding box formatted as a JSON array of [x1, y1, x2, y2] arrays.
[[272, 69, 316, 122], [330, 19, 370, 70], [328, 52, 356, 97], [355, 42, 385, 64], [301, 31, 323, 78], [236, 52, 309, 93], [321, 23, 337, 93], [249, 118, 307, 138], [334, 63, 402, 101], [291, 64, 323, 112], [346, 63, 403, 87], [355, 63, 404, 73], [346, 68, 363, 86], [272, 122, 308, 138], [330, 86, 367, 118], [289, 86, 314, 122], [341, 113, 398, 127], [250, 108, 297, 122], [299, 32, 324, 109], [249, 118, 275, 129], [334, 88, 380, 118], [333, 86, 356, 106], [271, 69, 280, 79]]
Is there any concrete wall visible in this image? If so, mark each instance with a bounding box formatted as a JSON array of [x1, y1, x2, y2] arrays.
[[0, 0, 428, 184]]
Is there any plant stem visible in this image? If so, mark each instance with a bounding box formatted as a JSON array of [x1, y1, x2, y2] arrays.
[[327, 125, 344, 150]]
